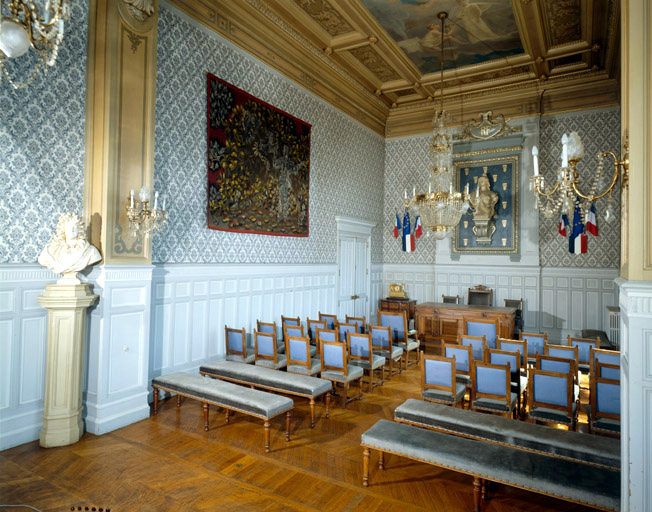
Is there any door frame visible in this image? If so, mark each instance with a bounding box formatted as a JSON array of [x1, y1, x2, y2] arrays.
[[335, 216, 376, 321]]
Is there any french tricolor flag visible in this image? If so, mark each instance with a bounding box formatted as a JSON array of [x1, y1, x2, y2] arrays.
[[586, 203, 598, 236], [402, 211, 415, 252], [414, 215, 423, 239], [569, 198, 587, 254], [558, 213, 569, 237], [393, 212, 400, 238]]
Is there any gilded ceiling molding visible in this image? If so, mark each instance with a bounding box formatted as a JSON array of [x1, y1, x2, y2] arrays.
[[122, 0, 155, 21], [293, 0, 353, 36], [349, 46, 401, 81]]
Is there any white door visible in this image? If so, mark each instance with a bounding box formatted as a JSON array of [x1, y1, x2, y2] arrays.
[[337, 235, 369, 319]]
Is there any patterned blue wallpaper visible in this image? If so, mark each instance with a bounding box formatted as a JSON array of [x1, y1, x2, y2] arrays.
[[152, 5, 385, 264], [0, 2, 88, 263]]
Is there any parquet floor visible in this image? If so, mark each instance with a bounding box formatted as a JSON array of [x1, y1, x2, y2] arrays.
[[1, 357, 603, 512]]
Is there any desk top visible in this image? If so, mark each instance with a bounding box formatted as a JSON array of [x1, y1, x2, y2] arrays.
[[417, 302, 516, 313]]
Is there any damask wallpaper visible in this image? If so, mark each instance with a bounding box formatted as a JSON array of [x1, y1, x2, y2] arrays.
[[538, 108, 621, 268], [152, 5, 385, 264], [0, 2, 88, 264]]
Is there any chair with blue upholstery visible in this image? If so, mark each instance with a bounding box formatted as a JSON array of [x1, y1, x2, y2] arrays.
[[225, 326, 255, 364], [307, 319, 326, 342], [591, 348, 620, 380], [319, 339, 363, 408], [535, 354, 580, 405], [345, 315, 366, 333], [286, 335, 321, 376], [319, 312, 338, 330], [527, 368, 577, 430], [470, 360, 517, 418], [421, 353, 466, 408], [464, 318, 498, 350], [316, 328, 338, 354], [588, 361, 620, 436], [520, 332, 548, 366], [369, 324, 403, 379], [281, 315, 300, 326], [496, 338, 528, 372], [257, 320, 284, 354], [377, 310, 420, 368], [338, 322, 358, 346], [568, 335, 600, 377], [443, 343, 473, 388], [545, 344, 580, 386], [487, 348, 527, 417], [460, 334, 487, 362], [348, 332, 386, 391], [254, 330, 287, 370], [284, 324, 317, 357]]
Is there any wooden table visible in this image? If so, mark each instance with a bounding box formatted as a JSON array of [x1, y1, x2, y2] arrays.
[[415, 302, 516, 349]]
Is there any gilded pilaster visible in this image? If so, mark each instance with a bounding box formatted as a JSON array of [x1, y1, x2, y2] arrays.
[[84, 0, 158, 263]]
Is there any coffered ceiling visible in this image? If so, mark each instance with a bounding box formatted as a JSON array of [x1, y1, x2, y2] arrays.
[[170, 0, 620, 137]]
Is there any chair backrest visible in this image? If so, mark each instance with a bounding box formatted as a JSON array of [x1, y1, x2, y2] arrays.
[[496, 338, 527, 368], [377, 310, 408, 343], [460, 334, 487, 361], [283, 323, 305, 343], [369, 325, 392, 351], [528, 368, 574, 417], [535, 354, 576, 377], [320, 340, 348, 375], [225, 326, 246, 356], [317, 328, 338, 353], [568, 335, 599, 364], [464, 319, 498, 349], [256, 321, 277, 338], [286, 335, 311, 367], [254, 330, 278, 363], [348, 332, 372, 365], [596, 362, 620, 381], [307, 319, 326, 341], [421, 354, 456, 395], [281, 315, 300, 326], [442, 295, 459, 304], [345, 315, 366, 333], [318, 312, 337, 330], [591, 348, 620, 378], [590, 362, 620, 422], [487, 349, 519, 379], [443, 343, 472, 376], [520, 332, 548, 356], [545, 344, 579, 367], [338, 322, 358, 343], [468, 285, 493, 306], [472, 361, 511, 405]]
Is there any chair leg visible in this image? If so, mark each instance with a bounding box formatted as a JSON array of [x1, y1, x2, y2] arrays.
[[342, 382, 349, 408], [368, 369, 374, 392]]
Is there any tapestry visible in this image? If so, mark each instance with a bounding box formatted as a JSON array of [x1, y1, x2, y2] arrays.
[[206, 73, 311, 236]]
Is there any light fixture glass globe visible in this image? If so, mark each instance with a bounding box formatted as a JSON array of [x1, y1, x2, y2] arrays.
[[431, 229, 450, 240], [0, 19, 30, 58]]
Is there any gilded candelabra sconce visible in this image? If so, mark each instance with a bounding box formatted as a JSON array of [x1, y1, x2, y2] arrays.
[[126, 186, 168, 239], [467, 170, 499, 244]]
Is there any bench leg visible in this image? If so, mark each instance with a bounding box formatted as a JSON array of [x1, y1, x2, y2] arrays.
[[285, 411, 291, 442], [481, 479, 487, 500], [473, 477, 482, 512], [153, 386, 159, 415], [177, 394, 181, 407], [309, 398, 315, 428], [264, 420, 271, 453], [225, 409, 230, 424], [325, 392, 331, 419], [362, 447, 370, 487], [202, 403, 209, 432], [378, 451, 385, 470]]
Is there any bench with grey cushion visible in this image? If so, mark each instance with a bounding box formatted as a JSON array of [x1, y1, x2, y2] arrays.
[[199, 360, 332, 428], [361, 419, 620, 512], [394, 398, 620, 470], [152, 372, 293, 453]]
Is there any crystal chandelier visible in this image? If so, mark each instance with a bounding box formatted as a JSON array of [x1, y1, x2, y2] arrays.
[[126, 186, 168, 240], [0, 0, 70, 89], [530, 132, 628, 223], [404, 12, 470, 240]]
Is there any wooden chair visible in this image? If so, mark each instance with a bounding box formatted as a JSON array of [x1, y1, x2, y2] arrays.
[[316, 328, 338, 354], [460, 334, 487, 362], [496, 338, 528, 372], [225, 325, 254, 364], [464, 318, 498, 349], [467, 285, 493, 306], [590, 348, 620, 380], [254, 330, 287, 370], [257, 320, 284, 354], [527, 368, 577, 430], [284, 324, 316, 357], [470, 360, 517, 418], [319, 339, 363, 408], [534, 354, 580, 404], [318, 312, 338, 330], [307, 318, 326, 342], [520, 332, 548, 366], [421, 353, 466, 408], [568, 335, 600, 376], [504, 298, 524, 336], [369, 324, 402, 379], [338, 322, 358, 345], [348, 332, 385, 392], [377, 309, 420, 368], [443, 343, 473, 388], [545, 344, 580, 386], [487, 348, 527, 417], [286, 335, 321, 376], [281, 315, 300, 326], [588, 361, 620, 436], [345, 315, 366, 333], [442, 295, 460, 304]]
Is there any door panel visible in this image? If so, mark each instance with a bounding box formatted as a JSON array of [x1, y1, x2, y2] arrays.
[[338, 236, 356, 318]]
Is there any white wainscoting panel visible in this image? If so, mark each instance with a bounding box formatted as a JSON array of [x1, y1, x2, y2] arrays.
[[382, 264, 436, 305], [151, 264, 337, 379], [0, 264, 57, 450]]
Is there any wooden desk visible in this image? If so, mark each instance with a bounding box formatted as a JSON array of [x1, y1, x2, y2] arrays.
[[378, 298, 416, 321], [415, 302, 516, 348]]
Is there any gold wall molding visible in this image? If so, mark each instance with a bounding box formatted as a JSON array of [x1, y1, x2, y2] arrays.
[[84, 0, 158, 264]]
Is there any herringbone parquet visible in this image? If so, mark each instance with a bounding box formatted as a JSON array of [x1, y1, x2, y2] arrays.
[[1, 361, 601, 512]]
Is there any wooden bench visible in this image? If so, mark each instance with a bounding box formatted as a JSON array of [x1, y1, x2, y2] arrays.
[[200, 360, 332, 428], [394, 398, 620, 469], [361, 419, 620, 512], [152, 372, 293, 453]]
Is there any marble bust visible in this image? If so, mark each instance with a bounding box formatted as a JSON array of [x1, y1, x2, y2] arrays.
[[38, 213, 101, 284]]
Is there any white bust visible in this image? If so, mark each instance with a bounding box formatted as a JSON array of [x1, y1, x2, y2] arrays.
[[38, 213, 101, 284]]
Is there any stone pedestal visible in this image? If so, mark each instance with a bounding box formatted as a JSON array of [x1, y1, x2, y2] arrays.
[[37, 283, 98, 447]]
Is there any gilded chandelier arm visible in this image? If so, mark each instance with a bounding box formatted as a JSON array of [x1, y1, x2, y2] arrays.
[[533, 178, 560, 198], [570, 146, 629, 201]]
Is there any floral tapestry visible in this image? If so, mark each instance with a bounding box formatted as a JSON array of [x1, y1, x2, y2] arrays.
[[207, 73, 311, 236]]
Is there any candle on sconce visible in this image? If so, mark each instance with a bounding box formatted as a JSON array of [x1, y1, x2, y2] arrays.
[[154, 191, 159, 210], [476, 185, 480, 199], [404, 189, 407, 199], [561, 133, 569, 167], [428, 183, 431, 194], [449, 183, 453, 195], [412, 186, 416, 197], [465, 183, 469, 195], [130, 189, 134, 208], [532, 145, 539, 176], [162, 195, 166, 211]]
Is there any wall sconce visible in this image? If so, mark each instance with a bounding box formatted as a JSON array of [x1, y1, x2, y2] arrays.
[[126, 186, 167, 239]]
